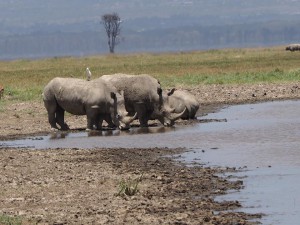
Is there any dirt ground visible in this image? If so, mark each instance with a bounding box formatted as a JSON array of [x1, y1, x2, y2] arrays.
[[0, 82, 300, 224]]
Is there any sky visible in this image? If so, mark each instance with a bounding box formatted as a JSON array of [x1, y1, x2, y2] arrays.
[[1, 0, 300, 28]]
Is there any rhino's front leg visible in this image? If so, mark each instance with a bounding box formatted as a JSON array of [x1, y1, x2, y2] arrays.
[[139, 114, 150, 127], [86, 112, 102, 131], [134, 104, 149, 127], [104, 114, 116, 129], [86, 117, 94, 131]]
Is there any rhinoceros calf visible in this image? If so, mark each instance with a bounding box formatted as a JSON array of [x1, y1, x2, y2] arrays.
[[43, 77, 136, 131], [100, 74, 186, 127], [165, 89, 199, 119]]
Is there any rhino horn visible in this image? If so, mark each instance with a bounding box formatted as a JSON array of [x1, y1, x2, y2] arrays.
[[121, 112, 138, 125], [168, 107, 187, 122]]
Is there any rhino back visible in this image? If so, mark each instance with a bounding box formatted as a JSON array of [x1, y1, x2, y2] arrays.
[[173, 90, 199, 106], [44, 77, 111, 115], [101, 74, 161, 103]]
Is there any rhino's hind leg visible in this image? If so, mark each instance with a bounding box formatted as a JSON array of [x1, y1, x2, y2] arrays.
[[56, 105, 69, 130], [48, 113, 59, 130], [44, 102, 59, 130]]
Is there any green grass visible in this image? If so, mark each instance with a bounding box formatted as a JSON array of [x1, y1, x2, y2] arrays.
[[0, 46, 300, 102], [0, 214, 22, 225], [116, 174, 143, 197]]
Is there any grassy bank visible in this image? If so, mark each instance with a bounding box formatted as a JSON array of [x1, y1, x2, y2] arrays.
[[1, 46, 300, 101]]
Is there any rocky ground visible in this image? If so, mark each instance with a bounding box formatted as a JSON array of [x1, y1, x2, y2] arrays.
[[0, 82, 300, 224]]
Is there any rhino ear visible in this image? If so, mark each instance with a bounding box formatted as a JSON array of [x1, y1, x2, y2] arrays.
[[110, 92, 116, 99], [167, 88, 176, 96], [157, 87, 162, 95]]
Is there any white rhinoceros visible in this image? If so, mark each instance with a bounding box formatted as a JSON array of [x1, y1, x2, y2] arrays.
[[286, 44, 300, 51], [43, 77, 136, 131], [100, 74, 186, 127], [164, 89, 199, 119]]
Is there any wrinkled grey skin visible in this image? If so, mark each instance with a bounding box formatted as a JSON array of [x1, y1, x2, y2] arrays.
[[286, 44, 300, 51], [100, 74, 186, 127], [43, 77, 136, 131], [164, 89, 199, 119]]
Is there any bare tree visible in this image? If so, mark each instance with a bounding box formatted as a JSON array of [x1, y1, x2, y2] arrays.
[[101, 13, 121, 53]]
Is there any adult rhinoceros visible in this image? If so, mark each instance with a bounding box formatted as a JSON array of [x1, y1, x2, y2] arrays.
[[286, 44, 300, 51], [100, 74, 186, 127], [43, 77, 136, 131], [164, 89, 199, 119]]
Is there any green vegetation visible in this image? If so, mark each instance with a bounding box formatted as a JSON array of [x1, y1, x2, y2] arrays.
[[0, 214, 22, 225], [0, 47, 300, 102], [116, 174, 143, 197]]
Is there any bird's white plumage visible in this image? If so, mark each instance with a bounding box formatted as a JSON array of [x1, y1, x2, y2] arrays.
[[86, 67, 92, 81]]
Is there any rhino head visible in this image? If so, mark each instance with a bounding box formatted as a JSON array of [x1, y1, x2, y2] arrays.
[[153, 88, 187, 126], [111, 91, 137, 130], [158, 106, 187, 127]]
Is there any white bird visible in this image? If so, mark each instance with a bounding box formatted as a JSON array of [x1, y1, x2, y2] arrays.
[[86, 67, 92, 81]]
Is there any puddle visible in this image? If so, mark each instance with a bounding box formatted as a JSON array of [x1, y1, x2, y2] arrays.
[[1, 100, 300, 224]]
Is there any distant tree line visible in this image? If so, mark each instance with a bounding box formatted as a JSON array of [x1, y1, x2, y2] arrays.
[[1, 21, 300, 60]]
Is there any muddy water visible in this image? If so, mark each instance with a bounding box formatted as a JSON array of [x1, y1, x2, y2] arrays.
[[1, 100, 300, 225], [182, 100, 300, 225]]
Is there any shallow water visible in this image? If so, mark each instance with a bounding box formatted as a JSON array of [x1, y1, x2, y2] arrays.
[[1, 100, 300, 225], [182, 100, 300, 225]]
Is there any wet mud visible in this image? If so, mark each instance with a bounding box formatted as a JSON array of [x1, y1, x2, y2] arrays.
[[0, 147, 262, 224]]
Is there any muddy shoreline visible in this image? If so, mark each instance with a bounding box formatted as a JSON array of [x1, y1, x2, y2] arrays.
[[1, 82, 300, 139], [0, 147, 262, 225], [0, 82, 300, 224]]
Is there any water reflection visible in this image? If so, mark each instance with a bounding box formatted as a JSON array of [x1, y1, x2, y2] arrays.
[[47, 126, 176, 139], [50, 132, 68, 139]]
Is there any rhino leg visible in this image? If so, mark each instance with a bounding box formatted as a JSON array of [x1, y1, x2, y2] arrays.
[[86, 117, 97, 130], [48, 112, 59, 130], [95, 116, 102, 130], [44, 100, 59, 130], [104, 114, 117, 129], [139, 115, 150, 127], [86, 109, 101, 130], [134, 104, 150, 127], [55, 105, 69, 130]]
